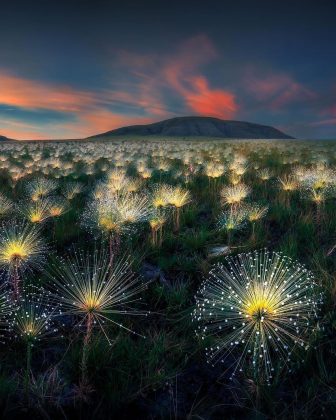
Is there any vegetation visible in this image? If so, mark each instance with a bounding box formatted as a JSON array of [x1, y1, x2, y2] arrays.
[[0, 138, 335, 418]]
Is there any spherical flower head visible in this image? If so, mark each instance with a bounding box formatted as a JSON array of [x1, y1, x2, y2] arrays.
[[50, 249, 150, 342], [20, 198, 52, 224], [0, 221, 47, 273], [151, 184, 173, 208], [2, 241, 28, 265], [13, 285, 59, 344], [245, 203, 269, 222], [278, 175, 298, 192], [193, 249, 322, 383], [205, 162, 225, 178], [167, 186, 191, 208], [49, 198, 68, 218], [0, 193, 13, 217], [25, 177, 58, 202], [220, 184, 251, 206], [84, 190, 150, 237], [217, 208, 247, 232]]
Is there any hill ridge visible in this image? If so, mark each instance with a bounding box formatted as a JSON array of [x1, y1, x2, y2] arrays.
[[88, 116, 294, 139]]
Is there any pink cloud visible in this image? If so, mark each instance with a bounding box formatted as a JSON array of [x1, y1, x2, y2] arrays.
[[310, 118, 336, 126], [119, 34, 238, 119], [245, 71, 315, 110], [163, 35, 238, 118], [310, 97, 336, 126], [1, 110, 152, 140], [66, 110, 152, 137], [0, 71, 167, 139], [0, 119, 50, 140], [323, 105, 336, 117], [0, 72, 96, 112]]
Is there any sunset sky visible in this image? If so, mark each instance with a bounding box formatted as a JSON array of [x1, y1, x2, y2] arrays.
[[0, 0, 336, 139]]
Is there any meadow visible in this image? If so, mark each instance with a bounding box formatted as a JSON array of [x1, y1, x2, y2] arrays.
[[0, 137, 335, 419]]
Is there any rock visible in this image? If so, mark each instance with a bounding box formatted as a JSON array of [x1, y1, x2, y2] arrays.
[[141, 262, 171, 288]]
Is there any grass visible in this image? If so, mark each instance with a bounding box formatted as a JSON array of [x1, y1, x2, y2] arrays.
[[0, 137, 334, 418]]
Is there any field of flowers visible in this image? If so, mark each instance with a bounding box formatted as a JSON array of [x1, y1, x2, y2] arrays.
[[0, 138, 335, 418]]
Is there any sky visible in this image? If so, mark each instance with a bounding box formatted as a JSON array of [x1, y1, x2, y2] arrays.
[[0, 0, 336, 139]]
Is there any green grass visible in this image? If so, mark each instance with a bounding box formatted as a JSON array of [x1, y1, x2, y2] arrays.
[[0, 138, 335, 418]]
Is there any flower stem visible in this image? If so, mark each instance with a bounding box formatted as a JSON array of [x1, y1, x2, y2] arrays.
[[81, 312, 93, 385], [25, 342, 32, 404]]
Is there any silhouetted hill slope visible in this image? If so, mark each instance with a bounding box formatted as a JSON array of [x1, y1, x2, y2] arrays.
[[88, 116, 294, 139], [0, 135, 14, 141]]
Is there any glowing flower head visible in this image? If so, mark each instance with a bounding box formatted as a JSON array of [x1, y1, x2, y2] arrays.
[[0, 193, 14, 218], [26, 177, 58, 202], [245, 203, 269, 222], [50, 249, 149, 342], [86, 191, 150, 237], [193, 249, 322, 382], [217, 208, 247, 233], [13, 285, 59, 344], [0, 221, 47, 274], [220, 184, 251, 206]]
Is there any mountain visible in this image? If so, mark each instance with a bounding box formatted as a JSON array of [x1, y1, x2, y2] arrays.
[[0, 135, 14, 141], [88, 116, 294, 139]]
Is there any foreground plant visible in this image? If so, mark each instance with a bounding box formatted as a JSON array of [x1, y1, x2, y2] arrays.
[[149, 210, 167, 247], [245, 203, 269, 241], [0, 283, 17, 340], [0, 222, 47, 299], [86, 191, 150, 265], [167, 186, 192, 231], [13, 285, 59, 402], [29, 367, 67, 413], [193, 249, 322, 383], [50, 249, 149, 386], [217, 207, 246, 245], [21, 198, 52, 224], [63, 181, 84, 200], [26, 177, 58, 202], [0, 193, 14, 219], [220, 184, 251, 208]]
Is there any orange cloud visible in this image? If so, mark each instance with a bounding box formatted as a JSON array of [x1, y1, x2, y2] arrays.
[[174, 75, 237, 119], [0, 119, 55, 140], [0, 71, 168, 139], [65, 109, 153, 138], [0, 72, 96, 112], [1, 109, 153, 140], [121, 35, 238, 119]]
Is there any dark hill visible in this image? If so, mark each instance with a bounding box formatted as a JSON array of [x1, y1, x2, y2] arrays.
[[0, 135, 13, 141], [88, 116, 293, 139]]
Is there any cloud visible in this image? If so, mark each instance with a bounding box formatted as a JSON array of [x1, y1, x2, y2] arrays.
[[117, 34, 238, 119], [105, 35, 221, 118], [65, 110, 152, 138], [310, 105, 336, 127], [244, 70, 315, 110], [180, 76, 237, 118], [0, 72, 96, 113], [310, 118, 336, 126], [0, 70, 163, 139], [0, 35, 239, 139], [163, 35, 238, 118], [163, 37, 238, 118], [309, 94, 336, 127]]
